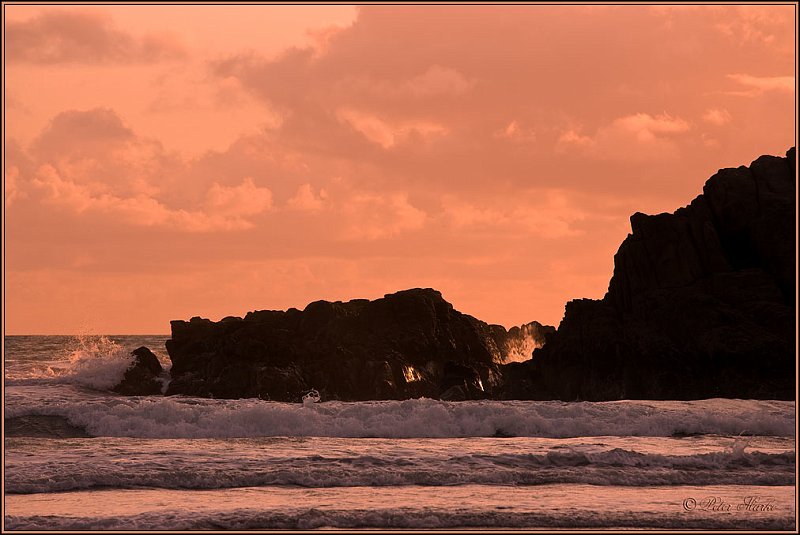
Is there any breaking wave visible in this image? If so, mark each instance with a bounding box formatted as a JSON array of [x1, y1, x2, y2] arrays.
[[5, 443, 793, 493], [4, 396, 794, 439], [6, 505, 794, 531], [5, 335, 171, 392], [4, 336, 134, 390]]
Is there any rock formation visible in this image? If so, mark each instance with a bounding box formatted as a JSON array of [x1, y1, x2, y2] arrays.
[[112, 346, 165, 396], [502, 147, 796, 400], [118, 148, 794, 402], [163, 288, 552, 401]]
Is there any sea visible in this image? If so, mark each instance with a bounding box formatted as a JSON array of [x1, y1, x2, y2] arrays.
[[3, 335, 796, 530]]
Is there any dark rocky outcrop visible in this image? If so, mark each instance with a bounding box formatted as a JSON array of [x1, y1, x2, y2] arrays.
[[164, 288, 552, 401], [113, 346, 164, 396], [501, 148, 796, 401]]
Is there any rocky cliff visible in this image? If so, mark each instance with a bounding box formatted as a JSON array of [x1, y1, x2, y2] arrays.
[[163, 288, 553, 401], [502, 147, 796, 400]]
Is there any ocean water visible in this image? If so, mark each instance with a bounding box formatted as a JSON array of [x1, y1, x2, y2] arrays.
[[3, 335, 796, 530]]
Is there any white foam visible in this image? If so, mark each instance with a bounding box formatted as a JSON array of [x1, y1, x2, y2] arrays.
[[5, 444, 793, 494], [4, 395, 794, 439], [61, 336, 134, 390], [302, 389, 321, 405]]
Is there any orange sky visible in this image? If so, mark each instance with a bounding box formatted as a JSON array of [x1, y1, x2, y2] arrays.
[[3, 4, 796, 334]]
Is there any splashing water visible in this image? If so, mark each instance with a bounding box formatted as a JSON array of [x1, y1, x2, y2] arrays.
[[727, 436, 751, 459], [504, 324, 544, 363], [58, 335, 134, 390], [302, 389, 321, 405]]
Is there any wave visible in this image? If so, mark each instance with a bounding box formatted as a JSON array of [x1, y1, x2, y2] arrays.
[[4, 396, 794, 439], [4, 335, 133, 390], [5, 444, 794, 493], [4, 335, 170, 390], [5, 416, 90, 439], [6, 506, 794, 530]]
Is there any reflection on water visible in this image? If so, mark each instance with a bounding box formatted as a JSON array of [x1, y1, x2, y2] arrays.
[[6, 484, 795, 530]]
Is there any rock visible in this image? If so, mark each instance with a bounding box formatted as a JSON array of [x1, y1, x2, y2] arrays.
[[113, 346, 164, 396], [439, 385, 468, 401], [165, 288, 549, 401], [131, 346, 163, 374], [504, 147, 796, 401]]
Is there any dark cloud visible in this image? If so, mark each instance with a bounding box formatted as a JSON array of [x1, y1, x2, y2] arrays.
[[210, 5, 794, 198], [7, 10, 186, 64], [31, 108, 135, 159]]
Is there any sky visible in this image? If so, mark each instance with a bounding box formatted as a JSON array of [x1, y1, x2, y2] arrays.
[[3, 4, 796, 334]]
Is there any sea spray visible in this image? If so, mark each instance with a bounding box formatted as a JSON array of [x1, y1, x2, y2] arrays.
[[64, 335, 134, 390]]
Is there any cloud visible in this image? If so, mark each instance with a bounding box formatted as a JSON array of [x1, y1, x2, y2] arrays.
[[612, 113, 691, 136], [306, 24, 353, 58], [31, 165, 269, 232], [442, 190, 586, 239], [558, 112, 691, 161], [210, 5, 792, 193], [32, 108, 135, 158], [335, 108, 448, 149], [495, 120, 537, 144], [195, 2, 792, 214], [556, 129, 593, 150], [702, 108, 732, 125], [712, 5, 794, 48], [339, 193, 427, 240], [14, 108, 274, 232], [287, 183, 328, 212], [6, 10, 186, 64], [405, 65, 475, 97], [725, 73, 794, 96], [205, 177, 273, 217], [5, 166, 27, 208], [5, 5, 795, 334], [26, 108, 178, 201]]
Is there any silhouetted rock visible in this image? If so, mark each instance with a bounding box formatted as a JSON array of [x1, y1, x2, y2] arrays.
[[504, 148, 796, 401], [165, 288, 551, 401], [113, 346, 164, 396]]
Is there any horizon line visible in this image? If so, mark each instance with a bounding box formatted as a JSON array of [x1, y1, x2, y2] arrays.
[[4, 333, 171, 337]]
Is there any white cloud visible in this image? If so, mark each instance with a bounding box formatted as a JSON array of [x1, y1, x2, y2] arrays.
[[496, 120, 537, 143], [205, 177, 273, 217], [613, 113, 690, 137], [339, 192, 427, 240], [558, 112, 690, 161], [726, 73, 794, 96], [32, 165, 269, 232], [287, 183, 328, 212], [556, 129, 593, 152], [442, 190, 585, 239], [702, 108, 732, 125], [405, 65, 474, 97], [336, 108, 448, 148]]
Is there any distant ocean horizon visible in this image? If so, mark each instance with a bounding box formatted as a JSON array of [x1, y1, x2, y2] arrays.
[[3, 334, 796, 530]]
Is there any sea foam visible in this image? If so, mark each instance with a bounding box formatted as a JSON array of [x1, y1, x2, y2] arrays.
[[4, 394, 794, 439], [5, 443, 794, 493]]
